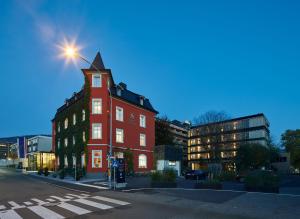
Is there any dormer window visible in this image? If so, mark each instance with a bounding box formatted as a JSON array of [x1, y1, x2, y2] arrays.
[[92, 74, 102, 87], [140, 96, 144, 105], [117, 88, 121, 96]]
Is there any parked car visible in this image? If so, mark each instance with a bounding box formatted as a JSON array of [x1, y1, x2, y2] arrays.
[[185, 170, 208, 180]]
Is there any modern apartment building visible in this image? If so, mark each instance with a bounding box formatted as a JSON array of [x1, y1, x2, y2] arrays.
[[52, 52, 158, 177], [188, 113, 270, 171]]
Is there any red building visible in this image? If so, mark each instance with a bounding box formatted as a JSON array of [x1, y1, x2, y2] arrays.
[[52, 52, 158, 177]]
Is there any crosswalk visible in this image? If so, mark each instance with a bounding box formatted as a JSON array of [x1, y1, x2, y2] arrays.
[[0, 193, 130, 219]]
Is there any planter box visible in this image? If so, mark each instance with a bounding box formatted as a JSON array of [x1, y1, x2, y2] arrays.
[[151, 182, 177, 188], [245, 186, 279, 193], [194, 183, 222, 190]]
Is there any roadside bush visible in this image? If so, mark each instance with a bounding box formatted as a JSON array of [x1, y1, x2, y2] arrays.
[[163, 169, 176, 183], [217, 171, 237, 182], [37, 168, 43, 175], [44, 167, 49, 176], [58, 169, 65, 179], [151, 171, 162, 182], [245, 170, 280, 193]]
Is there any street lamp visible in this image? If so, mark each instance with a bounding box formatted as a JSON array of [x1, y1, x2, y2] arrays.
[[61, 44, 113, 188]]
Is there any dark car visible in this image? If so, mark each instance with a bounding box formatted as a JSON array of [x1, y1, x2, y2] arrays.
[[185, 170, 208, 180]]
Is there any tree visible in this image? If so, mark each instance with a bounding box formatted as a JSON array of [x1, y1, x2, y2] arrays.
[[155, 116, 174, 145], [281, 129, 300, 168], [124, 149, 134, 175], [193, 110, 231, 125], [235, 143, 270, 172]]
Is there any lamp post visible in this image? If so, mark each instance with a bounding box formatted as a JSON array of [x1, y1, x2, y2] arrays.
[[62, 45, 113, 188]]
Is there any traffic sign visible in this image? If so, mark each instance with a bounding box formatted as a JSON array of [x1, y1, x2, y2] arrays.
[[112, 159, 119, 168]]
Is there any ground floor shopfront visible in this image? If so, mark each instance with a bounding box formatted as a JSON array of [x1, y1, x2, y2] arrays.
[[27, 152, 55, 171]]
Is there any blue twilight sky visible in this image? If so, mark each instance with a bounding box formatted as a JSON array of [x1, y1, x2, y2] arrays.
[[0, 0, 299, 143]]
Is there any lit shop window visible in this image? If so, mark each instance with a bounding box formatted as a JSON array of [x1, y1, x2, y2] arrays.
[[116, 106, 124, 121], [92, 150, 102, 168], [116, 129, 124, 143], [73, 113, 76, 125], [140, 134, 146, 146], [138, 154, 147, 168], [140, 115, 146, 128], [92, 99, 102, 114], [92, 123, 102, 139], [92, 74, 102, 87]]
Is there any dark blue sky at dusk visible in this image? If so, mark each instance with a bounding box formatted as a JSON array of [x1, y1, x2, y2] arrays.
[[0, 0, 299, 143]]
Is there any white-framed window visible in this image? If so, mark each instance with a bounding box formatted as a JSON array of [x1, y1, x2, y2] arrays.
[[81, 153, 85, 167], [72, 156, 76, 166], [92, 74, 102, 87], [64, 118, 68, 129], [57, 140, 60, 149], [116, 106, 123, 121], [116, 128, 124, 143], [138, 154, 147, 168], [92, 123, 102, 139], [73, 136, 76, 145], [92, 98, 102, 114], [82, 109, 86, 121], [57, 122, 61, 133], [140, 115, 146, 128], [73, 113, 76, 125], [92, 150, 102, 168], [83, 131, 86, 142], [64, 138, 68, 147], [140, 134, 146, 146]]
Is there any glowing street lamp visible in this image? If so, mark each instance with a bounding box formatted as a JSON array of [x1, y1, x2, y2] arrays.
[[60, 41, 113, 188]]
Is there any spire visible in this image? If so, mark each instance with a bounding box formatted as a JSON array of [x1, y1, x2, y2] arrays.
[[90, 52, 105, 70]]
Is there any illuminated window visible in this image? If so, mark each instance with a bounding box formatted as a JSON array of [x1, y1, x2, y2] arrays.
[[82, 131, 86, 142], [57, 122, 61, 133], [138, 154, 147, 168], [64, 156, 68, 167], [140, 134, 146, 146], [92, 150, 102, 168], [92, 99, 102, 114], [64, 118, 68, 129], [116, 106, 123, 121], [140, 115, 146, 128], [64, 138, 68, 147], [82, 109, 86, 121], [73, 114, 76, 125], [116, 128, 124, 143], [73, 136, 76, 145], [92, 123, 102, 139], [92, 74, 102, 87]]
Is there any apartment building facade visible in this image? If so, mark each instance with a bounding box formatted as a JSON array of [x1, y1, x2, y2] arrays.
[[188, 114, 270, 171], [52, 52, 158, 177]]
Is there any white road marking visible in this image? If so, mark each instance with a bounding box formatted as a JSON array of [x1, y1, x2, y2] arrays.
[[57, 202, 91, 215], [31, 198, 49, 205], [0, 209, 22, 219], [24, 201, 33, 206], [8, 201, 25, 209], [28, 205, 65, 219], [46, 198, 56, 202], [0, 205, 6, 210], [74, 198, 112, 210], [64, 196, 74, 199], [92, 196, 130, 206], [74, 182, 108, 189], [50, 196, 70, 202], [80, 193, 90, 197], [67, 193, 88, 199]]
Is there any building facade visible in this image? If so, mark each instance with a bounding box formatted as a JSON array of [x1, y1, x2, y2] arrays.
[[52, 52, 158, 177], [27, 136, 54, 171], [188, 114, 270, 171]]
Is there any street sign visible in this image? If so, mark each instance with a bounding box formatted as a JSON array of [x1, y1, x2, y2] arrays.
[[112, 159, 119, 168]]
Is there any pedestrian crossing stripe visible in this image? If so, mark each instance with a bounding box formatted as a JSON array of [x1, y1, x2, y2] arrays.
[[0, 194, 130, 219]]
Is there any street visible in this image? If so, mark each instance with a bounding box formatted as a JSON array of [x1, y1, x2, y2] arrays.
[[1, 168, 300, 219]]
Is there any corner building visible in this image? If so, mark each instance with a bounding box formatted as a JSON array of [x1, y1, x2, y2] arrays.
[[52, 52, 158, 177]]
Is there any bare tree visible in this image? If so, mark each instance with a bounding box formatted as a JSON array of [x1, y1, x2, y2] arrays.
[[193, 110, 230, 125]]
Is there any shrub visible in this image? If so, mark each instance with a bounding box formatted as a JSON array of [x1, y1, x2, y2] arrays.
[[58, 169, 65, 179], [52, 172, 57, 178], [37, 168, 43, 175], [217, 171, 237, 181], [151, 171, 162, 182], [44, 167, 49, 176], [245, 170, 280, 191], [163, 169, 176, 183]]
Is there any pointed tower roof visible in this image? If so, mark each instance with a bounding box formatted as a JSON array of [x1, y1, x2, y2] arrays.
[[90, 52, 105, 70]]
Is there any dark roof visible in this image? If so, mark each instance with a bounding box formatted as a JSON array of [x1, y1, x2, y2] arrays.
[[171, 120, 191, 129], [0, 135, 52, 144], [111, 84, 158, 114], [90, 52, 105, 70], [191, 113, 267, 129]]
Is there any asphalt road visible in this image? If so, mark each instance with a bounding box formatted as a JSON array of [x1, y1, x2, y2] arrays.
[[0, 168, 255, 219]]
